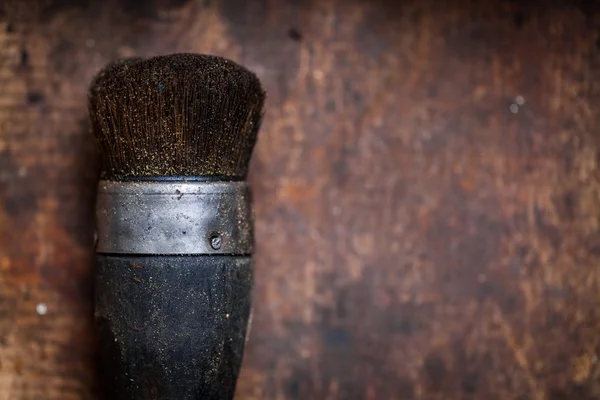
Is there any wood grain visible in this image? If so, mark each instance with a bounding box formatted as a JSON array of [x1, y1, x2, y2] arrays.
[[1, 0, 599, 399]]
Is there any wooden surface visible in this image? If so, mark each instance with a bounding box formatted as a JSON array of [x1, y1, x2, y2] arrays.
[[1, 0, 600, 399]]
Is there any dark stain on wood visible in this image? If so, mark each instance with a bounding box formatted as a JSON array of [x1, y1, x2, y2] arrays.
[[19, 46, 28, 68], [512, 10, 527, 28], [287, 28, 302, 42], [122, 0, 193, 17], [26, 91, 44, 105]]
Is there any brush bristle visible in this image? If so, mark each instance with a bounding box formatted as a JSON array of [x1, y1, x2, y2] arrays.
[[88, 53, 265, 180]]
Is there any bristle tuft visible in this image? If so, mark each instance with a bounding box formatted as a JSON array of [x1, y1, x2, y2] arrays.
[[88, 53, 265, 180]]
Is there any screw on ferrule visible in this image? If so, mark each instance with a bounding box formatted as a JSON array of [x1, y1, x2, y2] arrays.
[[210, 233, 222, 250]]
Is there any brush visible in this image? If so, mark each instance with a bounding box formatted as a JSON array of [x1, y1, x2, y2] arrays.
[[88, 53, 265, 400]]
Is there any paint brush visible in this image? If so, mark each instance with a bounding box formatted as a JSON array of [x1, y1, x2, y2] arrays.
[[88, 53, 265, 400]]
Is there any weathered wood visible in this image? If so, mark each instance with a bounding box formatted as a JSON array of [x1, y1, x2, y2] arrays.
[[1, 0, 599, 399]]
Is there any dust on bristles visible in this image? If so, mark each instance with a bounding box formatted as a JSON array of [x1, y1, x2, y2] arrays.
[[88, 53, 265, 180]]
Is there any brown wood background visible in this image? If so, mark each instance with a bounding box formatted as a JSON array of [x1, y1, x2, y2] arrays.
[[1, 0, 600, 399]]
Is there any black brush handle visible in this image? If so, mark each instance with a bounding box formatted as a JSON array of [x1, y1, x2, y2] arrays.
[[94, 255, 253, 400]]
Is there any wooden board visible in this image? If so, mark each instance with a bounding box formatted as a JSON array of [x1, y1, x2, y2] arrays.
[[1, 0, 600, 398]]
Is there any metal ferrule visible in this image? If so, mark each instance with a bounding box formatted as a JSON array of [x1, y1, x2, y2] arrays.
[[95, 180, 253, 255]]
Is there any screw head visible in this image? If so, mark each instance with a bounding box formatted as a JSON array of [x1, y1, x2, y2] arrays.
[[210, 233, 222, 250]]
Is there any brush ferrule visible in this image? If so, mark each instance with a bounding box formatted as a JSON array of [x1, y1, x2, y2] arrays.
[[95, 180, 253, 255]]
